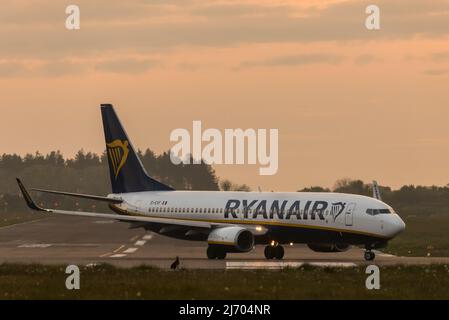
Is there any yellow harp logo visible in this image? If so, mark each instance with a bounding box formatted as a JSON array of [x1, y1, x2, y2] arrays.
[[107, 139, 129, 179]]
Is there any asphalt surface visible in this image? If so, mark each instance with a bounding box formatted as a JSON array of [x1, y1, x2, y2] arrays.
[[0, 215, 448, 269]]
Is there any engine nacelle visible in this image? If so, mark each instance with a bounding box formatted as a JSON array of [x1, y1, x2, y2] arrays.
[[307, 243, 350, 252], [208, 226, 254, 252]]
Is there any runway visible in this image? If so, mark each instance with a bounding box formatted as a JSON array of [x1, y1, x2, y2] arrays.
[[0, 215, 448, 269]]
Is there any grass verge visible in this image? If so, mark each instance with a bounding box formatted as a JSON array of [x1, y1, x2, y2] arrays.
[[0, 263, 448, 299], [386, 214, 449, 257]]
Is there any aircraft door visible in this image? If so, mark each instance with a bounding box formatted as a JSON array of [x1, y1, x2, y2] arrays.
[[134, 200, 143, 213], [345, 202, 356, 226]]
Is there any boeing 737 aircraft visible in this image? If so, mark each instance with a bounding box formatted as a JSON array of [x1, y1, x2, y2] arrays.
[[17, 104, 405, 261]]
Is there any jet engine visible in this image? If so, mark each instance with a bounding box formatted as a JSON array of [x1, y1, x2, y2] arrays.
[[307, 243, 350, 252], [208, 226, 254, 252]]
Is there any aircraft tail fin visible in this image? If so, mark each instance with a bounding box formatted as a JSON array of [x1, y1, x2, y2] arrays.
[[101, 104, 174, 193]]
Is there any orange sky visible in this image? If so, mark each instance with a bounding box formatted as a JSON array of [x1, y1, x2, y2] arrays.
[[1, 0, 449, 191]]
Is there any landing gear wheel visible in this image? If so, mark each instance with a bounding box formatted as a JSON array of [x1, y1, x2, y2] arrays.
[[364, 251, 375, 261], [264, 245, 274, 259], [207, 246, 216, 259], [207, 246, 227, 260], [216, 250, 227, 260], [274, 245, 284, 260]]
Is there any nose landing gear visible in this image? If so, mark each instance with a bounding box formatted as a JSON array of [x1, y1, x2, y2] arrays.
[[364, 251, 375, 261], [264, 242, 284, 260], [364, 245, 376, 261]]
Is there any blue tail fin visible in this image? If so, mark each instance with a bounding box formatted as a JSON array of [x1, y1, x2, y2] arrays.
[[101, 104, 174, 193]]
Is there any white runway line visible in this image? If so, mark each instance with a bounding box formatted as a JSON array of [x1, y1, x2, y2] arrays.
[[0, 218, 51, 230], [114, 245, 125, 253], [375, 250, 396, 258], [142, 234, 153, 240], [93, 220, 115, 224], [99, 244, 125, 258], [123, 247, 138, 254], [308, 262, 357, 268], [377, 253, 396, 257], [226, 261, 303, 270], [18, 244, 52, 248], [226, 261, 357, 270], [110, 254, 127, 258], [135, 240, 146, 246]]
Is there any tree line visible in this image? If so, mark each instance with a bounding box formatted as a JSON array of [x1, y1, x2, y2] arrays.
[[0, 150, 248, 212], [1, 151, 449, 216], [299, 178, 449, 217]]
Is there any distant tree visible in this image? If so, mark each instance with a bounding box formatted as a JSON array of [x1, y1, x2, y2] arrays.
[[298, 186, 331, 192], [220, 179, 251, 192], [333, 178, 370, 196]]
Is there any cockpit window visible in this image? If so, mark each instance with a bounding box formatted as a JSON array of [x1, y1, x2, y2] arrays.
[[366, 208, 391, 215]]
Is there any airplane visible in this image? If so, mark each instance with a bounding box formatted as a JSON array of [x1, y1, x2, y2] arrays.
[[16, 104, 405, 261]]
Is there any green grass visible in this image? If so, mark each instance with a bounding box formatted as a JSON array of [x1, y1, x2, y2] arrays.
[[387, 214, 449, 257], [0, 264, 449, 299]]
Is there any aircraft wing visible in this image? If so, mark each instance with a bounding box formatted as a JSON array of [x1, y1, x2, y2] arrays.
[[31, 188, 123, 204], [16, 179, 213, 229], [17, 179, 269, 234]]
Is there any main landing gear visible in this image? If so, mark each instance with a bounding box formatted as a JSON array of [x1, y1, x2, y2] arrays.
[[264, 243, 284, 260], [207, 246, 227, 260], [364, 249, 376, 261]]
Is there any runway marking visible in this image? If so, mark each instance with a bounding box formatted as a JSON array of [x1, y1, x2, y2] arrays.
[[99, 245, 125, 258], [135, 240, 146, 246], [307, 262, 357, 268], [110, 254, 127, 258], [0, 218, 50, 230], [18, 244, 52, 248], [226, 261, 303, 269], [226, 261, 357, 270], [130, 235, 139, 242], [93, 220, 115, 224], [123, 247, 138, 254], [375, 251, 396, 258], [143, 234, 153, 240]]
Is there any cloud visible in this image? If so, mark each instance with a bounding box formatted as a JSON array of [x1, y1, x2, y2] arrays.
[[94, 58, 159, 74], [354, 54, 381, 65], [1, 0, 449, 60], [0, 61, 27, 76], [237, 53, 343, 69], [422, 68, 449, 76], [431, 52, 449, 62], [0, 57, 160, 77]]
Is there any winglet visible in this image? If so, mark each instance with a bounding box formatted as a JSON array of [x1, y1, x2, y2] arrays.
[[16, 178, 47, 212]]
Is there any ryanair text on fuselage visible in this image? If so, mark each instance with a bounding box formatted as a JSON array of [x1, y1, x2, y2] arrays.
[[223, 199, 346, 221]]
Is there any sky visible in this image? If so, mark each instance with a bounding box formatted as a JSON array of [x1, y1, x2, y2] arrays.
[[1, 0, 449, 191]]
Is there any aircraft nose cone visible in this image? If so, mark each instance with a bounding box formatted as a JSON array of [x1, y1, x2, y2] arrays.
[[389, 215, 406, 237]]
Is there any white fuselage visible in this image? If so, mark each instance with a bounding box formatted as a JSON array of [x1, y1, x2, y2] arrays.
[[110, 191, 405, 246]]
